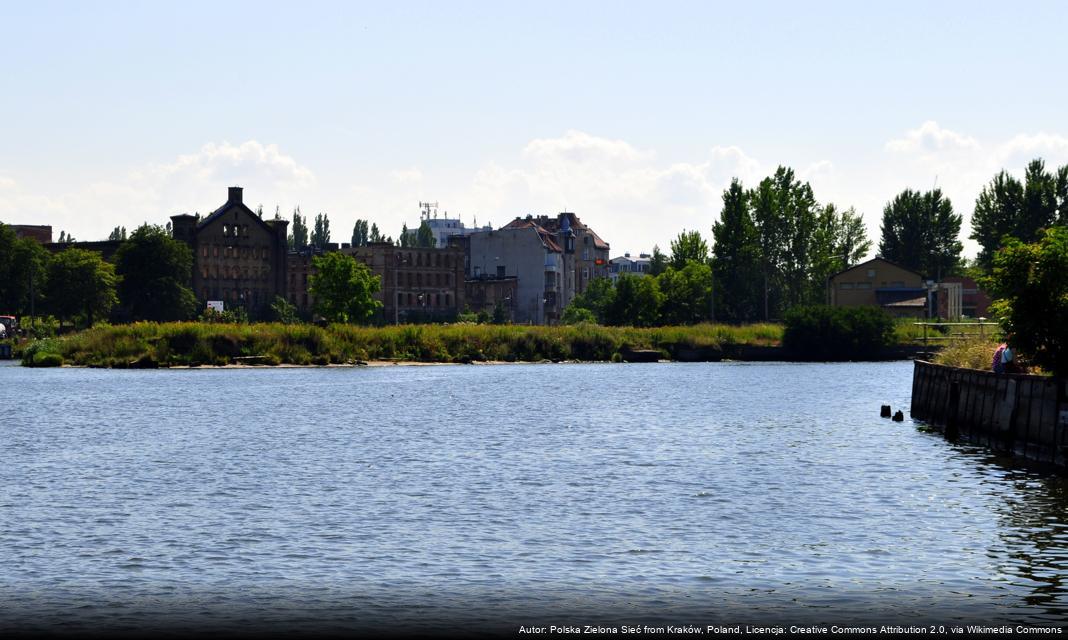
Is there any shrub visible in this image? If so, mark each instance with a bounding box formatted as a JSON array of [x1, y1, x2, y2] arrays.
[[783, 305, 895, 360]]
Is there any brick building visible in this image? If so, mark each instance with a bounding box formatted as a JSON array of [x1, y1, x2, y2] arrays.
[[11, 225, 52, 244], [288, 241, 466, 323], [171, 186, 289, 317], [465, 275, 518, 322]]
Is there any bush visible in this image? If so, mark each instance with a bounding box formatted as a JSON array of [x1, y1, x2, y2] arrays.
[[783, 305, 895, 360], [986, 227, 1068, 377], [25, 351, 63, 367]]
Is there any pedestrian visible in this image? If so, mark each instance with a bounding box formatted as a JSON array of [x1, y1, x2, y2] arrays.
[[992, 342, 1015, 374]]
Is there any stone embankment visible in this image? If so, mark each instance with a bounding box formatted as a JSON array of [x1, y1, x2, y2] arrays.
[[910, 360, 1068, 468]]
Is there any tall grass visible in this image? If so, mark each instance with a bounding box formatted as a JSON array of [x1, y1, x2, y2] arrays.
[[21, 321, 788, 367], [932, 335, 1004, 371]]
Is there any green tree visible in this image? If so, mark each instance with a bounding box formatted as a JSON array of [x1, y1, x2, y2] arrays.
[[0, 223, 50, 318], [399, 223, 411, 247], [416, 220, 435, 248], [351, 220, 369, 246], [114, 224, 197, 321], [712, 179, 762, 322], [971, 159, 1068, 270], [985, 226, 1068, 377], [108, 226, 127, 241], [751, 166, 819, 319], [44, 248, 118, 328], [270, 295, 298, 324], [289, 207, 309, 249], [605, 273, 662, 327], [311, 212, 331, 249], [648, 245, 668, 276], [369, 223, 383, 243], [657, 261, 713, 325], [564, 276, 615, 323], [809, 204, 872, 303], [669, 230, 709, 269], [561, 305, 597, 324], [491, 300, 508, 324], [879, 188, 963, 279], [308, 252, 382, 323]]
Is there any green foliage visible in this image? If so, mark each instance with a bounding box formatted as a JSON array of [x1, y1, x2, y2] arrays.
[[657, 261, 712, 325], [567, 276, 616, 323], [712, 180, 762, 322], [879, 188, 963, 279], [416, 221, 435, 248], [108, 226, 127, 241], [0, 223, 50, 318], [289, 207, 309, 250], [561, 305, 597, 325], [933, 334, 1006, 371], [985, 226, 1068, 377], [270, 295, 298, 324], [351, 219, 370, 246], [44, 248, 118, 327], [783, 305, 896, 360], [606, 274, 662, 327], [669, 230, 709, 269], [311, 212, 331, 249], [114, 224, 197, 321], [199, 306, 248, 324], [369, 223, 383, 243], [491, 300, 508, 324], [971, 159, 1068, 271], [648, 245, 668, 276], [308, 252, 382, 323], [399, 223, 410, 247]]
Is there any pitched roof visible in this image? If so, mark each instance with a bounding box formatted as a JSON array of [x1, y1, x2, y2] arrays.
[[196, 198, 279, 236], [827, 256, 924, 281], [505, 220, 562, 252]]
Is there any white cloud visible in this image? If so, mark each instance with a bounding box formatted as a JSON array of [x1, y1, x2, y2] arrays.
[[885, 120, 980, 154]]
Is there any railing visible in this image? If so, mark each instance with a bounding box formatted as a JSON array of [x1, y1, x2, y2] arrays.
[[912, 320, 1001, 355]]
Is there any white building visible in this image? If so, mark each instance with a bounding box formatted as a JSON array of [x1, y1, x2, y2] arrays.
[[405, 202, 492, 248], [609, 252, 652, 282]]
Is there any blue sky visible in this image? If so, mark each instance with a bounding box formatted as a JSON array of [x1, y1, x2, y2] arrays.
[[2, 1, 1067, 256]]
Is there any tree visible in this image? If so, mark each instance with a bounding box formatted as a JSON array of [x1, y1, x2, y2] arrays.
[[108, 226, 127, 241], [416, 221, 435, 248], [369, 223, 383, 243], [669, 230, 709, 269], [809, 204, 872, 304], [255, 204, 264, 219], [270, 295, 298, 324], [289, 207, 309, 250], [657, 261, 713, 325], [351, 220, 369, 247], [399, 223, 411, 248], [986, 226, 1068, 376], [114, 224, 197, 321], [712, 179, 762, 322], [564, 276, 615, 323], [561, 305, 597, 324], [879, 188, 963, 279], [44, 248, 118, 327], [605, 273, 662, 327], [648, 245, 668, 276], [308, 252, 382, 323], [311, 212, 331, 249], [751, 166, 819, 319], [0, 223, 49, 318], [971, 159, 1068, 270]]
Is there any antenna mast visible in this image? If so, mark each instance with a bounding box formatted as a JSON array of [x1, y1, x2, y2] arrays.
[[418, 201, 439, 221]]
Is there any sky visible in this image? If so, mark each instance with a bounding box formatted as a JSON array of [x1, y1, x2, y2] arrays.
[[2, 1, 1067, 258]]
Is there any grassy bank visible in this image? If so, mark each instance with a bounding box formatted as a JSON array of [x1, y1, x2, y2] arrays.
[[20, 321, 785, 367]]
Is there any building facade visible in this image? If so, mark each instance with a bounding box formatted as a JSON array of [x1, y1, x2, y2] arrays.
[[609, 253, 652, 281], [11, 225, 53, 244], [465, 275, 518, 322], [828, 256, 927, 318], [171, 186, 289, 317], [468, 222, 569, 324], [503, 212, 610, 297], [936, 276, 991, 319]]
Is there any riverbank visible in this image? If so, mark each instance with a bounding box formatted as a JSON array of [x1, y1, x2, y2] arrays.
[[15, 320, 938, 368]]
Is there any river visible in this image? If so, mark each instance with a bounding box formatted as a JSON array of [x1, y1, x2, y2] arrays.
[[1, 360, 1066, 633]]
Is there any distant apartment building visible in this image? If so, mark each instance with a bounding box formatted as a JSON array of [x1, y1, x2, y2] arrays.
[[171, 186, 289, 317], [609, 252, 652, 281], [828, 256, 927, 318], [503, 212, 610, 296], [468, 222, 568, 324]]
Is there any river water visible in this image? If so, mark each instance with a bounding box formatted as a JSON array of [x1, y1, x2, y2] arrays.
[[1, 360, 1067, 634]]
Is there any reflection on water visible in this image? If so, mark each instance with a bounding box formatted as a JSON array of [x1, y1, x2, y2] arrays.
[[1, 361, 1066, 632]]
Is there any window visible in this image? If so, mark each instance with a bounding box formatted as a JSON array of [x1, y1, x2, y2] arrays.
[[497, 265, 506, 278], [213, 246, 219, 257], [201, 246, 208, 257], [856, 282, 871, 289], [839, 282, 855, 290], [867, 269, 876, 278], [223, 224, 229, 236], [582, 248, 590, 261], [583, 268, 589, 280]]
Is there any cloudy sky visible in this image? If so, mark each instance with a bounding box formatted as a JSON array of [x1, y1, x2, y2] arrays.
[[2, 1, 1066, 257]]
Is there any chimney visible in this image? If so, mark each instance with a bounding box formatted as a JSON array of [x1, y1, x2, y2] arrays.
[[228, 186, 243, 204]]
